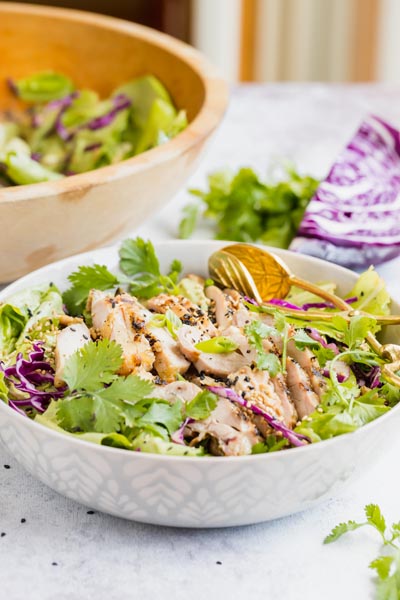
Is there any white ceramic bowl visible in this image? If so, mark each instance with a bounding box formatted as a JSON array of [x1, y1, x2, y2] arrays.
[[0, 241, 399, 528]]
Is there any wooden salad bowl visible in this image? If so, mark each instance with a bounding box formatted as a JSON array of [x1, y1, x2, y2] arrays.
[[0, 2, 228, 282]]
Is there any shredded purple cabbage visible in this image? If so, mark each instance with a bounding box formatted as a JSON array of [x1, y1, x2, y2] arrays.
[[351, 363, 382, 389], [322, 361, 350, 383], [243, 296, 258, 306], [207, 386, 310, 447], [305, 328, 340, 354], [87, 94, 131, 131], [302, 296, 358, 311], [1, 342, 64, 415], [32, 92, 78, 131], [268, 299, 301, 310], [245, 296, 358, 312], [171, 417, 194, 445]]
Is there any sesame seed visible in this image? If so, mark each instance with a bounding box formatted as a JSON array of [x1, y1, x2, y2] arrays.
[[3, 465, 10, 469]]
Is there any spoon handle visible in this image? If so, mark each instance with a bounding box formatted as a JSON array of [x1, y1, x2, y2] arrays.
[[289, 275, 350, 311]]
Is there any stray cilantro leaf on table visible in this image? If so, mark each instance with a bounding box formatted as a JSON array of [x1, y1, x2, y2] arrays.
[[324, 504, 400, 599]]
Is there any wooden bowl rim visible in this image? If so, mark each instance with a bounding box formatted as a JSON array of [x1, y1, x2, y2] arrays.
[[0, 2, 228, 204]]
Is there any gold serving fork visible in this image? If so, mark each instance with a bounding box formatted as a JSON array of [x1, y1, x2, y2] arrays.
[[208, 243, 400, 385]]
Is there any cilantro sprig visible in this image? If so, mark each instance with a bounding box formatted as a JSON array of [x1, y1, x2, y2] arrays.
[[62, 237, 183, 315], [324, 504, 400, 599]]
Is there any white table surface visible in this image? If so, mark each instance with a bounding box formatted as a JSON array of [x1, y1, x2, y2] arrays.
[[2, 83, 400, 600]]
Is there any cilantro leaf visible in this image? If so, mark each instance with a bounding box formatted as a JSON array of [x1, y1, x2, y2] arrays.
[[185, 390, 217, 420], [245, 320, 281, 376], [118, 237, 181, 298], [179, 203, 200, 239], [323, 520, 365, 544], [291, 328, 320, 350], [63, 339, 123, 392], [365, 504, 387, 537], [375, 576, 398, 600], [119, 237, 160, 278], [137, 398, 183, 435], [344, 315, 379, 350], [370, 556, 394, 580], [56, 393, 122, 433], [100, 375, 154, 404], [63, 264, 119, 316]]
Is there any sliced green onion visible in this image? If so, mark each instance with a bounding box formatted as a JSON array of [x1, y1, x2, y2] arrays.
[[195, 336, 239, 354]]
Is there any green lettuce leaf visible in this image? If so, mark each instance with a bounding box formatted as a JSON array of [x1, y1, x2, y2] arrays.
[[12, 71, 74, 103], [348, 267, 391, 316], [131, 431, 204, 456]]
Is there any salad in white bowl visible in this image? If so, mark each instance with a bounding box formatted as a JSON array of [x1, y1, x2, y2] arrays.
[[0, 239, 399, 526], [0, 237, 398, 458]]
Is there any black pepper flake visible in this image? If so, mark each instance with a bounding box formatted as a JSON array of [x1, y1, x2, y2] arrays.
[[52, 562, 58, 566], [216, 561, 222, 565], [87, 510, 95, 515], [70, 327, 76, 332], [21, 518, 26, 523], [3, 464, 10, 469], [1, 532, 6, 537], [83, 334, 89, 340]]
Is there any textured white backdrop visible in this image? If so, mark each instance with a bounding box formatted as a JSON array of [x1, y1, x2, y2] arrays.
[[2, 84, 400, 599]]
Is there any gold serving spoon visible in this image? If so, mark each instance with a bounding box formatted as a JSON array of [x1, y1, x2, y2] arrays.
[[208, 243, 400, 382]]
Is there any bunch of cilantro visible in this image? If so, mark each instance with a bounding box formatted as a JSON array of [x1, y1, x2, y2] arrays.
[[179, 165, 319, 248], [325, 504, 400, 598]]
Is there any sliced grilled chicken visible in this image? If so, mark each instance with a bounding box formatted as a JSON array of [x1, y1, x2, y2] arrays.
[[186, 397, 261, 456], [146, 324, 190, 382], [153, 381, 202, 403], [287, 340, 327, 398], [227, 366, 285, 423], [54, 322, 91, 386], [206, 286, 251, 330], [176, 324, 205, 362], [272, 372, 298, 428], [88, 290, 155, 376], [147, 293, 217, 336], [194, 350, 248, 378], [286, 358, 320, 418]]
